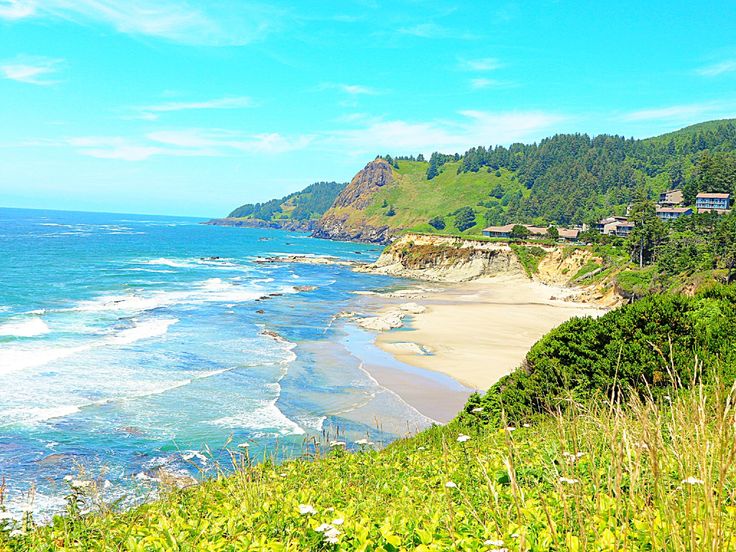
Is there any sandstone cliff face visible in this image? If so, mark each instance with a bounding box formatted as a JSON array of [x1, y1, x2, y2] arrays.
[[359, 234, 525, 282], [312, 159, 395, 244]]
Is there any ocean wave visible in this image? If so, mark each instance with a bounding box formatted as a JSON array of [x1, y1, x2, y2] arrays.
[[0, 344, 91, 375], [208, 399, 305, 436], [0, 317, 50, 338], [0, 405, 81, 424], [107, 318, 178, 346]]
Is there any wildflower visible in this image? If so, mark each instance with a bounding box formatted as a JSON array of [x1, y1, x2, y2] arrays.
[[298, 504, 317, 515], [63, 475, 73, 482], [445, 481, 457, 488], [681, 476, 704, 485], [457, 434, 471, 443], [354, 438, 374, 446], [558, 477, 580, 485], [279, 473, 287, 478], [471, 407, 484, 413], [325, 534, 340, 544], [522, 423, 531, 428], [484, 539, 505, 546], [332, 518, 344, 525], [315, 523, 332, 532], [504, 426, 516, 432], [237, 442, 250, 448], [70, 479, 93, 492], [418, 446, 426, 451], [329, 441, 346, 447], [9, 529, 23, 537], [0, 511, 14, 520], [563, 451, 587, 463], [324, 527, 341, 539], [324, 507, 335, 513]]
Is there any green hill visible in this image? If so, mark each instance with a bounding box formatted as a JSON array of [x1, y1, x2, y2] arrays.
[[313, 120, 736, 243], [214, 181, 347, 228]]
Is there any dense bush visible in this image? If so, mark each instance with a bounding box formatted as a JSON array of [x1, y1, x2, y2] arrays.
[[466, 286, 736, 424]]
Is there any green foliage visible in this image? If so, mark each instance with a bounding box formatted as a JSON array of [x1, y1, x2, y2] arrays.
[[626, 198, 668, 267], [453, 207, 476, 231], [228, 181, 346, 221], [428, 216, 445, 230], [546, 226, 560, 239], [510, 245, 546, 276], [472, 288, 736, 424], [510, 224, 530, 239]]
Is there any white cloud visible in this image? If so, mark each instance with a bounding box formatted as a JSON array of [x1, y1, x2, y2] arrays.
[[318, 83, 380, 96], [0, 1, 280, 46], [397, 22, 476, 40], [67, 129, 313, 161], [696, 60, 736, 77], [622, 102, 722, 122], [0, 56, 62, 85], [133, 97, 255, 119], [469, 78, 511, 90], [322, 110, 566, 156], [0, 0, 34, 19], [459, 57, 502, 71]]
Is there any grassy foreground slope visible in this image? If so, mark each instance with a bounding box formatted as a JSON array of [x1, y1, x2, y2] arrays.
[[5, 386, 736, 551]]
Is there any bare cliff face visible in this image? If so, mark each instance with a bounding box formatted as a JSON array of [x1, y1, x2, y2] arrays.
[[312, 158, 395, 244], [358, 234, 525, 282]]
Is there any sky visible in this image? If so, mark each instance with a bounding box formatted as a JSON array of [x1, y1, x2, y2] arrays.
[[1, 1, 735, 217]]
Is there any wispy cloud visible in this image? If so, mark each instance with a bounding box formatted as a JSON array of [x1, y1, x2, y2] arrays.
[[318, 83, 380, 96], [0, 1, 282, 46], [68, 129, 313, 161], [0, 0, 33, 19], [469, 78, 512, 90], [696, 60, 736, 77], [459, 57, 502, 71], [0, 56, 62, 85], [622, 102, 726, 122], [322, 110, 566, 156], [398, 22, 477, 40], [133, 97, 255, 119]]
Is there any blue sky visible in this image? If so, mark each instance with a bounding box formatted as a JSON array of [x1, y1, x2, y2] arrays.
[[1, 1, 735, 217]]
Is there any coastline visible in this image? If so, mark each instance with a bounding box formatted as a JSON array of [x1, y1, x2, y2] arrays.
[[353, 274, 609, 393]]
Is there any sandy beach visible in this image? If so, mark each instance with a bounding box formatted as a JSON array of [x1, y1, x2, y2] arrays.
[[363, 275, 609, 392]]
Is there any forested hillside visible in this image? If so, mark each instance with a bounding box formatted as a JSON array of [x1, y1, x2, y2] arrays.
[[227, 181, 346, 222], [310, 119, 736, 243]]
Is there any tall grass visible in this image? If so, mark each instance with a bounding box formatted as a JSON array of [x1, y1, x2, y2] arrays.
[[2, 377, 736, 550]]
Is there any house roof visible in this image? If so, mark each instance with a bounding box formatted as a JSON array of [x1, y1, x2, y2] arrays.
[[483, 224, 579, 238], [660, 189, 684, 202], [697, 192, 730, 199], [656, 207, 692, 214]]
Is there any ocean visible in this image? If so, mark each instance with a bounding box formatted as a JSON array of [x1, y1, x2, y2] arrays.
[[0, 207, 437, 520]]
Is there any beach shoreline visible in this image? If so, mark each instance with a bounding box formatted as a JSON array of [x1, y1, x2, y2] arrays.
[[351, 274, 609, 397]]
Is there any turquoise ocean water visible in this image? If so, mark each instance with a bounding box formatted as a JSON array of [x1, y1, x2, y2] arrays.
[[0, 207, 440, 520]]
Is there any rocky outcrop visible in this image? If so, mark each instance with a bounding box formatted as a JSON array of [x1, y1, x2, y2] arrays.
[[358, 234, 526, 282], [204, 218, 317, 232], [312, 159, 396, 244]]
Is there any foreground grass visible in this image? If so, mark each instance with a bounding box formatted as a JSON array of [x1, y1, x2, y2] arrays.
[[3, 382, 736, 551]]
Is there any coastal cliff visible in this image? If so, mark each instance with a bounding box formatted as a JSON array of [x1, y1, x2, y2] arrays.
[[358, 233, 525, 282], [312, 158, 396, 244], [204, 218, 317, 232]]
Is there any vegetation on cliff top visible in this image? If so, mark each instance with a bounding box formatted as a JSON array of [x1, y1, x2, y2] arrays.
[[227, 181, 346, 222]]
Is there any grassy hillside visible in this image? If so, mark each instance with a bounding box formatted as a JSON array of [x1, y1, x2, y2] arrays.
[[325, 159, 529, 237], [5, 381, 735, 550]]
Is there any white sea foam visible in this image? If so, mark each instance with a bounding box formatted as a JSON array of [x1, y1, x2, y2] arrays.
[[0, 405, 81, 424], [108, 318, 178, 346], [208, 399, 305, 436], [0, 317, 49, 337], [0, 344, 91, 375]]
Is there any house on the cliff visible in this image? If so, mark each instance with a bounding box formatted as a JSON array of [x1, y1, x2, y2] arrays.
[[482, 224, 579, 242], [656, 206, 692, 221], [696, 192, 731, 214]]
